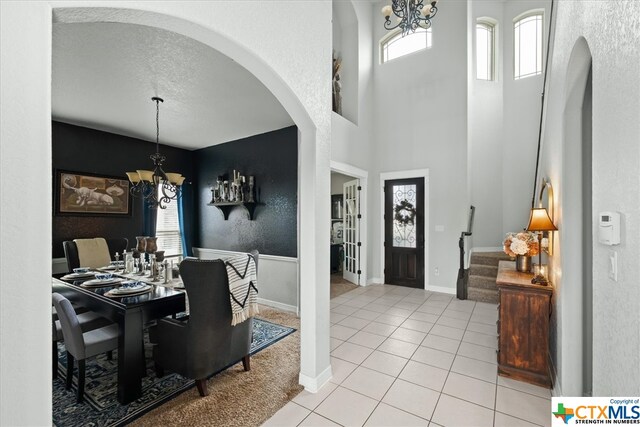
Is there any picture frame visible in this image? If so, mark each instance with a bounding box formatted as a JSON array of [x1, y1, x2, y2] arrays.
[[55, 170, 131, 216]]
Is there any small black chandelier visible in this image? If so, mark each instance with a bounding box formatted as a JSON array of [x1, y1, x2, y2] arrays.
[[381, 0, 439, 36], [126, 97, 185, 209]]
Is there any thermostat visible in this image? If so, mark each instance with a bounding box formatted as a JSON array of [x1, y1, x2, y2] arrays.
[[598, 211, 621, 246]]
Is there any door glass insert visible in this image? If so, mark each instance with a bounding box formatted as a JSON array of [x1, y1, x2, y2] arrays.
[[392, 184, 417, 248]]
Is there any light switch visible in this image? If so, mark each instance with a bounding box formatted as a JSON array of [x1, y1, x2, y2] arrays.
[[608, 251, 618, 282], [435, 225, 445, 232]]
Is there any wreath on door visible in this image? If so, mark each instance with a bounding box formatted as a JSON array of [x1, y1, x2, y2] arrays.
[[394, 199, 416, 226]]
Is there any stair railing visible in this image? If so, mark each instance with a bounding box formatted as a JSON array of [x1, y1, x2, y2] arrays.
[[456, 205, 475, 300]]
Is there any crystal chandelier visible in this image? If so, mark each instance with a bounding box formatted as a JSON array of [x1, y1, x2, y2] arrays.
[[381, 0, 439, 36], [126, 97, 185, 209]]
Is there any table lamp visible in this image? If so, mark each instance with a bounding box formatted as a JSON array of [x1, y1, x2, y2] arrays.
[[526, 207, 557, 285]]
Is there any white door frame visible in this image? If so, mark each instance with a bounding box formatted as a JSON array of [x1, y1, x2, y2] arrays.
[[380, 169, 430, 289], [330, 161, 368, 286]]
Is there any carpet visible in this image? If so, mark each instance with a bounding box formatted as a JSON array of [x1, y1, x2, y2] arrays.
[[53, 316, 296, 427]]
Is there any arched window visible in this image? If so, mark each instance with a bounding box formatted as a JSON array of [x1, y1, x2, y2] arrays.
[[514, 11, 544, 80], [380, 28, 432, 64], [476, 19, 496, 81]]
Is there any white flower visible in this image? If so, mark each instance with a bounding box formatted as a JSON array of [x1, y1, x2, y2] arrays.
[[510, 239, 529, 255]]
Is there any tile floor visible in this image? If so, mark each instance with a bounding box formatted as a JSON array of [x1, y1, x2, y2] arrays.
[[263, 284, 552, 427]]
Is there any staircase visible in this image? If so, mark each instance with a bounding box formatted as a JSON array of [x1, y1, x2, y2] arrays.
[[466, 252, 512, 304]]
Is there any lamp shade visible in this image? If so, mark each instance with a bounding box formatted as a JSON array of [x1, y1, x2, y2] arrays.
[[526, 208, 558, 231]]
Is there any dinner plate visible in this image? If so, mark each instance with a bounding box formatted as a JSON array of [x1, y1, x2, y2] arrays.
[[62, 272, 95, 280], [81, 277, 124, 287], [105, 283, 152, 298], [111, 282, 151, 294]]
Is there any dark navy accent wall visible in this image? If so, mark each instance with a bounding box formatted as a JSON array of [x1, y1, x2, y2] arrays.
[[194, 126, 298, 258], [52, 121, 194, 258]]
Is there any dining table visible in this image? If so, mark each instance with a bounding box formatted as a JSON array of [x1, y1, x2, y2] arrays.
[[52, 268, 186, 404]]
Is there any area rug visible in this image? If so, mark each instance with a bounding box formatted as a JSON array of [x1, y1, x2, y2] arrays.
[[52, 317, 296, 427]]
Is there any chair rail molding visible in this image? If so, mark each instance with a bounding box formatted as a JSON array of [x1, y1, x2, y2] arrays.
[[193, 248, 298, 313]]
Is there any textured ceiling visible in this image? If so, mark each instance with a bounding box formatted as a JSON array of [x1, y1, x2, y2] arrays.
[[52, 22, 293, 150]]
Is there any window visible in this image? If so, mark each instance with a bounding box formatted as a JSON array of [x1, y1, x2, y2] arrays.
[[381, 28, 432, 63], [155, 186, 183, 257], [513, 11, 543, 80], [476, 20, 495, 81]]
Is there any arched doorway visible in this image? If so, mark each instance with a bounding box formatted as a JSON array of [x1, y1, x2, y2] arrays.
[[560, 36, 593, 396], [52, 5, 331, 393]]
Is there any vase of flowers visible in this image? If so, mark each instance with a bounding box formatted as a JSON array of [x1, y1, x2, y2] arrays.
[[503, 231, 539, 272]]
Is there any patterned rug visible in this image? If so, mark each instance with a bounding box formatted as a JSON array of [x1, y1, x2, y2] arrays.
[[52, 318, 296, 427]]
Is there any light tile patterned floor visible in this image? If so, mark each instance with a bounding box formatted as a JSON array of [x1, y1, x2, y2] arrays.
[[263, 284, 551, 427]]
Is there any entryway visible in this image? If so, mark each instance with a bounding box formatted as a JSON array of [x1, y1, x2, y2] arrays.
[[380, 169, 429, 289], [330, 161, 368, 288], [384, 178, 425, 288]]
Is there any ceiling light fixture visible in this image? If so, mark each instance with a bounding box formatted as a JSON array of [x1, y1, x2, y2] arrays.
[[381, 0, 439, 36], [126, 97, 185, 209]]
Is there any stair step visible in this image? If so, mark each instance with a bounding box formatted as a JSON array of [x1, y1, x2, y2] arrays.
[[468, 287, 499, 304], [468, 275, 498, 290], [468, 264, 498, 278], [470, 252, 512, 267]]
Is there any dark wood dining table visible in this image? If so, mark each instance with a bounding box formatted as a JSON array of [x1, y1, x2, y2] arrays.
[[52, 274, 185, 404]]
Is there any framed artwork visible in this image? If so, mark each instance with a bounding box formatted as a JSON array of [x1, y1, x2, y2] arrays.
[[55, 170, 131, 216]]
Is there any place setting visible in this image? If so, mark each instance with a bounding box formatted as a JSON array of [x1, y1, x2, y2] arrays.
[[61, 267, 97, 281], [80, 273, 126, 288], [104, 280, 152, 298]]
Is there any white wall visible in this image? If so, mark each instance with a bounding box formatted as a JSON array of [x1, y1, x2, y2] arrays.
[[540, 1, 640, 395], [0, 1, 332, 423], [0, 3, 53, 424], [501, 1, 551, 237], [468, 1, 504, 248], [467, 0, 551, 249], [333, 0, 358, 125], [331, 1, 375, 285], [371, 0, 469, 290], [331, 171, 354, 195]]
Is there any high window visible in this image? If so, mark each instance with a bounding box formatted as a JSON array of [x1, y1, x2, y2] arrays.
[[381, 28, 432, 64], [513, 11, 543, 80], [155, 185, 183, 257], [476, 20, 495, 81]]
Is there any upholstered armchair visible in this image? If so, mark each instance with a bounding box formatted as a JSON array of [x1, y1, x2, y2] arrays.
[[63, 237, 128, 271], [150, 251, 258, 396]]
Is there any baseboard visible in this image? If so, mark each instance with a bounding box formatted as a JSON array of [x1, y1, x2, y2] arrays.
[[426, 285, 456, 295], [257, 298, 298, 315], [367, 277, 383, 285], [549, 354, 562, 397], [299, 365, 333, 393]]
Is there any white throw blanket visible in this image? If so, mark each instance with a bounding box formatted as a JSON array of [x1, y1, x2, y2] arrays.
[[74, 238, 111, 269], [224, 253, 259, 326]]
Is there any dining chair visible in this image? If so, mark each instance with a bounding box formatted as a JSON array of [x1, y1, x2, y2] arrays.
[[52, 303, 112, 379], [63, 237, 128, 271], [150, 251, 258, 396], [52, 293, 119, 403]]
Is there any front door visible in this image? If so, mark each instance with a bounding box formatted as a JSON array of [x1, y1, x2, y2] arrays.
[[384, 178, 424, 288]]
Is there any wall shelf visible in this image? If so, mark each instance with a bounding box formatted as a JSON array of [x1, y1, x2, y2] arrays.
[[207, 202, 259, 220]]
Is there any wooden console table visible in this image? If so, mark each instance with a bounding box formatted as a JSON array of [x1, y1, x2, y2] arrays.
[[496, 261, 553, 388]]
